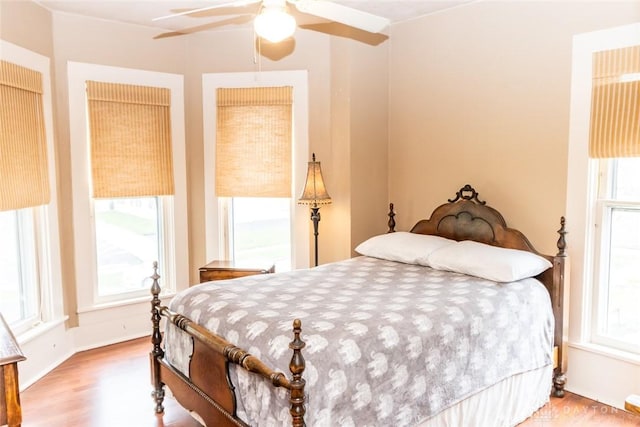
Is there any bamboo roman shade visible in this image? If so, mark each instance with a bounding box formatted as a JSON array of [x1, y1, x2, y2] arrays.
[[215, 86, 293, 198], [589, 45, 640, 158], [0, 60, 50, 211], [86, 81, 174, 198]]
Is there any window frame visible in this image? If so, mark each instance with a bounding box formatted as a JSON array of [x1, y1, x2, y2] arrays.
[[566, 22, 640, 361], [590, 158, 640, 354], [0, 208, 39, 333], [0, 40, 64, 335], [202, 71, 310, 270], [67, 62, 189, 311]]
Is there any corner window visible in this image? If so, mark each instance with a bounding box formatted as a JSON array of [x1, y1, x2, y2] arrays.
[[0, 42, 63, 335]]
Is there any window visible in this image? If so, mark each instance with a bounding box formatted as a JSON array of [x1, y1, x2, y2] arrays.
[[203, 71, 310, 271], [68, 62, 189, 309], [585, 41, 640, 354], [591, 158, 640, 352], [0, 42, 62, 335], [0, 209, 38, 328], [214, 85, 294, 271], [225, 197, 292, 271], [94, 197, 161, 296], [566, 22, 640, 407], [85, 80, 175, 303]]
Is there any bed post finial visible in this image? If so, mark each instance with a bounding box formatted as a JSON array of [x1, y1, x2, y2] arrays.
[[289, 319, 306, 427], [150, 261, 165, 413], [388, 203, 396, 233], [557, 216, 567, 257]]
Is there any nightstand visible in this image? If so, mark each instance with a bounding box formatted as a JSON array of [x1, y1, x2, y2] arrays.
[[199, 260, 275, 283]]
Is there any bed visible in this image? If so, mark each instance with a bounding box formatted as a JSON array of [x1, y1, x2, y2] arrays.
[[149, 184, 569, 427]]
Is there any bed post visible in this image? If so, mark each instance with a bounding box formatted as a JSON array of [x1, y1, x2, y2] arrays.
[[289, 319, 306, 427], [552, 217, 569, 398], [149, 261, 166, 413], [387, 203, 396, 233]]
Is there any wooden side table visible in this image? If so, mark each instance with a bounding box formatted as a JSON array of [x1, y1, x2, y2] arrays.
[[0, 313, 25, 427], [626, 394, 640, 415], [199, 260, 275, 283]]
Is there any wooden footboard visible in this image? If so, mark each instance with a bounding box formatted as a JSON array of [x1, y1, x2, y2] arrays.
[[149, 263, 306, 427]]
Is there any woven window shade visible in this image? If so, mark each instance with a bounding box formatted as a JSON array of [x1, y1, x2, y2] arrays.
[[589, 45, 640, 158], [86, 81, 174, 198], [0, 60, 50, 211], [215, 86, 293, 198]]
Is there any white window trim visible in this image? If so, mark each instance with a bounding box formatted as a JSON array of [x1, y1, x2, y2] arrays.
[[67, 61, 189, 311], [566, 22, 640, 360], [0, 39, 64, 332], [202, 71, 310, 269]]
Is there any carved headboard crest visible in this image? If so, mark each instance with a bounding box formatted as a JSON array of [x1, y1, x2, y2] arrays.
[[389, 184, 540, 253], [447, 184, 486, 205]]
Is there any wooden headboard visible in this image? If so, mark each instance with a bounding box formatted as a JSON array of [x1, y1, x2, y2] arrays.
[[388, 184, 569, 397]]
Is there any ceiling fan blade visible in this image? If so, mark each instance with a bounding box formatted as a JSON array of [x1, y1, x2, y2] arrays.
[[153, 0, 260, 21], [291, 0, 390, 34], [153, 15, 255, 39]]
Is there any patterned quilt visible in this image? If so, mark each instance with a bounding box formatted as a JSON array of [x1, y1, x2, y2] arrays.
[[164, 256, 554, 426]]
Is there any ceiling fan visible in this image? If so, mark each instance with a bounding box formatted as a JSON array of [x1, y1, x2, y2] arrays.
[[153, 0, 390, 43]]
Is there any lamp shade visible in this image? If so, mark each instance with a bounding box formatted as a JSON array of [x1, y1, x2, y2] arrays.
[[298, 153, 331, 206], [254, 6, 296, 43]]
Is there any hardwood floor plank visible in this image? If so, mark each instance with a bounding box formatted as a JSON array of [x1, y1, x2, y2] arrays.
[[520, 392, 640, 426], [19, 337, 640, 426]]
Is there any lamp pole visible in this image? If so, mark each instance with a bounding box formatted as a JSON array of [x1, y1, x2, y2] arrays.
[[310, 205, 321, 267]]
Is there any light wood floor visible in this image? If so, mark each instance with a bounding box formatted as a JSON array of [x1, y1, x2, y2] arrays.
[[19, 337, 640, 426]]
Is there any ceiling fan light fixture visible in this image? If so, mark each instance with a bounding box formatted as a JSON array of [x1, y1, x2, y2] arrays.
[[254, 6, 296, 43]]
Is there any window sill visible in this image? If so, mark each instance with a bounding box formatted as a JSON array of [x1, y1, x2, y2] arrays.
[[76, 292, 177, 314], [17, 316, 69, 346], [569, 341, 640, 366]]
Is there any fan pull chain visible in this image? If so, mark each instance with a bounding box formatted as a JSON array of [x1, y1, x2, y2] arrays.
[[253, 30, 262, 72]]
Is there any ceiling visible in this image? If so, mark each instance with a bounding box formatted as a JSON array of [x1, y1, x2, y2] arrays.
[[34, 0, 475, 36]]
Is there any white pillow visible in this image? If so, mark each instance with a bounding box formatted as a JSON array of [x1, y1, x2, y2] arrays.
[[355, 232, 456, 265], [426, 240, 552, 282]]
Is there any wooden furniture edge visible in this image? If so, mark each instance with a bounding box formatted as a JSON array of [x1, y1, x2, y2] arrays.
[[199, 260, 276, 283], [0, 313, 26, 427], [626, 394, 640, 415]]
